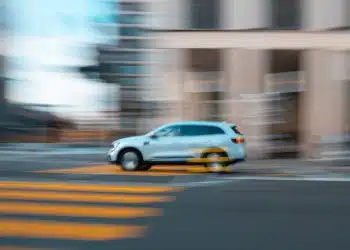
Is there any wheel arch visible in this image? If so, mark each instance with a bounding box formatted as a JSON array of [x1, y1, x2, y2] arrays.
[[200, 147, 229, 158], [117, 147, 144, 162]]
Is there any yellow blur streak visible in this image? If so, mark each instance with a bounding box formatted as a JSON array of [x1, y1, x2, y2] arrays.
[[37, 165, 191, 176], [191, 148, 228, 153], [188, 157, 230, 163], [0, 202, 162, 218], [0, 181, 183, 193], [0, 219, 145, 241], [0, 190, 174, 204]]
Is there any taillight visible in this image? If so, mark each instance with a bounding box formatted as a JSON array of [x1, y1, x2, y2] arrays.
[[232, 137, 245, 144]]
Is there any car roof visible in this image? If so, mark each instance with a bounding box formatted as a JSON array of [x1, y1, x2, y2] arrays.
[[169, 121, 236, 127]]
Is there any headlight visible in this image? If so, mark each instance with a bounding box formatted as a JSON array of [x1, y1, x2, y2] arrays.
[[111, 141, 119, 148]]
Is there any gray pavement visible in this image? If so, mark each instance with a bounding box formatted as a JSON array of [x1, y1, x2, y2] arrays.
[[0, 177, 349, 250], [0, 151, 349, 178], [0, 153, 349, 249], [130, 180, 350, 250]]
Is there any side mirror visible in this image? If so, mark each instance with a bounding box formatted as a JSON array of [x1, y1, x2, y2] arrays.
[[150, 134, 158, 139]]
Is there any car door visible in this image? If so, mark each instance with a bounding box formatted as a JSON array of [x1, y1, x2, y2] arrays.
[[143, 125, 186, 162], [176, 125, 209, 160], [181, 125, 228, 159]]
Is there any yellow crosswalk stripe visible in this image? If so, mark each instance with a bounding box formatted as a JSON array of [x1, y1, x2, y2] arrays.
[[0, 219, 145, 240], [0, 181, 182, 242], [0, 202, 162, 218], [36, 165, 209, 175], [0, 190, 174, 204], [37, 165, 191, 176], [0, 181, 184, 193]]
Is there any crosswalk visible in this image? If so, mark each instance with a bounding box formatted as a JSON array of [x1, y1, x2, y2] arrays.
[[36, 165, 212, 176], [0, 180, 184, 249], [35, 165, 295, 178]]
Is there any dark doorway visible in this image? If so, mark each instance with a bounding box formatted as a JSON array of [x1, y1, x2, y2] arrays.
[[266, 50, 303, 158], [187, 49, 223, 121]]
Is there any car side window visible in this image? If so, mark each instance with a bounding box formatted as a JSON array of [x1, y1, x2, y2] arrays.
[[179, 125, 225, 136], [205, 126, 225, 135], [179, 125, 200, 136], [155, 125, 181, 137]]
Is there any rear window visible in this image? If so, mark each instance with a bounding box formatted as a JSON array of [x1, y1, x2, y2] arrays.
[[231, 126, 243, 135]]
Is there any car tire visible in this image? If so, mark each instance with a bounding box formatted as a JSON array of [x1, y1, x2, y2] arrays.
[[203, 151, 229, 173], [139, 164, 152, 171], [118, 149, 143, 171]]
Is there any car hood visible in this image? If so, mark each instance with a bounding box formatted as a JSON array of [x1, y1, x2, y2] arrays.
[[113, 135, 146, 144]]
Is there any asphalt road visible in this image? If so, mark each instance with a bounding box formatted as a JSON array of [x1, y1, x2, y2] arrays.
[[0, 153, 349, 250]]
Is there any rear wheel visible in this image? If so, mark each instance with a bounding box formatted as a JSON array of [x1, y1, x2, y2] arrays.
[[119, 149, 143, 171], [203, 152, 229, 173]]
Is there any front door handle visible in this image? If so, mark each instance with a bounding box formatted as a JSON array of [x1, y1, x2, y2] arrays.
[[144, 141, 150, 145]]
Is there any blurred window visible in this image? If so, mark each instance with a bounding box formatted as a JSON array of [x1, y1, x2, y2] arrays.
[[119, 39, 145, 48], [100, 52, 143, 62], [116, 53, 143, 62], [180, 125, 225, 136], [119, 77, 140, 85], [119, 15, 144, 25], [155, 125, 182, 137], [231, 126, 243, 135], [270, 0, 301, 30], [120, 27, 146, 37], [190, 0, 220, 29], [118, 65, 147, 75], [119, 3, 145, 12]]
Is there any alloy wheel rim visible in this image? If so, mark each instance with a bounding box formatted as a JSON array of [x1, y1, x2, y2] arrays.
[[206, 153, 224, 172], [121, 152, 139, 170]]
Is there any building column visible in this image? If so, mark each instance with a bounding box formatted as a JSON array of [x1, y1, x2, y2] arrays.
[[302, 0, 347, 30], [157, 49, 186, 124], [223, 49, 268, 159], [221, 0, 269, 29], [301, 50, 348, 159]]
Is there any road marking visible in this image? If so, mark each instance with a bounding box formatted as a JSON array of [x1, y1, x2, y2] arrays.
[[218, 175, 350, 182], [36, 165, 210, 176], [0, 190, 174, 204], [0, 177, 184, 187], [0, 181, 182, 242], [0, 219, 145, 240], [259, 173, 296, 177], [0, 181, 183, 193], [0, 202, 162, 218]]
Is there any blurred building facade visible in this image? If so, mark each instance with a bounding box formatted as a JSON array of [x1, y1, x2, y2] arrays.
[[98, 0, 157, 135], [147, 0, 350, 159], [0, 0, 8, 141]]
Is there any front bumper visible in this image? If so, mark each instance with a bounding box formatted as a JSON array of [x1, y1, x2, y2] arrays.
[[107, 147, 119, 164], [107, 154, 115, 164]]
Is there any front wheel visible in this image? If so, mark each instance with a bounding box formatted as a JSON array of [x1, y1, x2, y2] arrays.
[[119, 149, 143, 171], [139, 164, 152, 171]]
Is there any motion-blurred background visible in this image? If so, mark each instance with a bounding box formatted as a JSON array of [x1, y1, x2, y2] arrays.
[[0, 0, 349, 161]]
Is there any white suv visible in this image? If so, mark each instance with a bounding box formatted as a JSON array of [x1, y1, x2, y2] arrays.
[[108, 121, 246, 172]]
